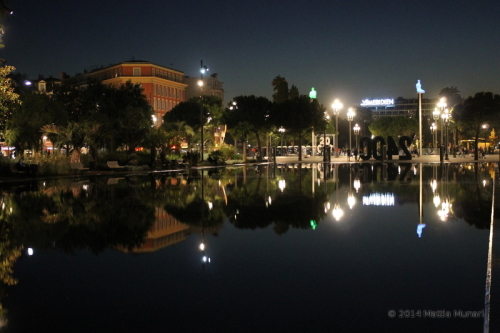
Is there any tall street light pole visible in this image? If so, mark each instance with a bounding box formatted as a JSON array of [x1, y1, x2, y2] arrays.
[[442, 109, 450, 160], [430, 123, 437, 151], [347, 107, 355, 152], [332, 99, 342, 158], [279, 126, 285, 156], [437, 97, 447, 151], [199, 60, 209, 162], [442, 110, 450, 160], [353, 124, 360, 149], [433, 108, 440, 152], [323, 113, 330, 162]]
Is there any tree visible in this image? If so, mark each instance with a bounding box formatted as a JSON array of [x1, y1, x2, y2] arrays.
[[269, 95, 325, 161], [288, 85, 299, 100], [163, 101, 203, 130], [368, 117, 418, 139], [0, 65, 20, 136], [53, 80, 153, 152], [452, 92, 500, 160], [41, 122, 88, 163], [163, 96, 224, 151], [5, 92, 66, 155], [163, 121, 194, 153], [271, 75, 289, 104], [439, 86, 463, 109], [223, 95, 272, 162]]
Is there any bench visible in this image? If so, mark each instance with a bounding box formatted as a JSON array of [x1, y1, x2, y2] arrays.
[[70, 162, 89, 174], [107, 161, 125, 170], [10, 164, 28, 176]]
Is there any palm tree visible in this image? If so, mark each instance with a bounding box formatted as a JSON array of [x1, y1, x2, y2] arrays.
[[271, 75, 289, 104], [163, 121, 194, 154], [41, 122, 87, 163], [84, 122, 110, 169]]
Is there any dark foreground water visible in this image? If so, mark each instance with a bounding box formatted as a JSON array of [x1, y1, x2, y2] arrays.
[[1, 163, 499, 333]]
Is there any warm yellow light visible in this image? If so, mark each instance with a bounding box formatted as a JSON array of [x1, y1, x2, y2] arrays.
[[347, 194, 356, 209], [347, 107, 355, 121], [332, 203, 343, 221], [331, 99, 343, 115]]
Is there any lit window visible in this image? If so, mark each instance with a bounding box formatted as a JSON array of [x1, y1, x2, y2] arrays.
[[133, 68, 141, 76]]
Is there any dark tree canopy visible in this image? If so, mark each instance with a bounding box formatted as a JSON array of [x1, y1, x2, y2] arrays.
[[271, 75, 289, 104], [369, 116, 418, 139], [452, 92, 500, 159]]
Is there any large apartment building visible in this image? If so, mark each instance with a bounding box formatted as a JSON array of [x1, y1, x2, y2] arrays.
[[67, 60, 187, 127]]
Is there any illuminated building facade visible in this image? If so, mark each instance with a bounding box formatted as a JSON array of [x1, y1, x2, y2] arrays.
[[184, 72, 224, 102], [67, 60, 187, 127], [359, 97, 438, 120]]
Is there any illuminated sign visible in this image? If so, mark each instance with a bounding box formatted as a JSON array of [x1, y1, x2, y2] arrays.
[[360, 99, 394, 106]]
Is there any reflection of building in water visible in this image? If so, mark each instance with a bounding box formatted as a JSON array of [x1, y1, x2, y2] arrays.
[[119, 207, 189, 253]]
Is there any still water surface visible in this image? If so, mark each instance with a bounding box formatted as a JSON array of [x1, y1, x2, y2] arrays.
[[0, 163, 498, 332]]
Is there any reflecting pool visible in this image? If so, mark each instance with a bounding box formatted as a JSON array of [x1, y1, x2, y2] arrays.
[[0, 162, 499, 332]]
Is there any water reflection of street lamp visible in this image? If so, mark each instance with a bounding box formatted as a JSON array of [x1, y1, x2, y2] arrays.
[[347, 167, 355, 209], [278, 179, 286, 192], [332, 99, 343, 158], [332, 203, 343, 221], [332, 165, 343, 220], [353, 178, 361, 193]]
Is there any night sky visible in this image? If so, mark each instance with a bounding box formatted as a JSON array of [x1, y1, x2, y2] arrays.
[[1, 0, 499, 111]]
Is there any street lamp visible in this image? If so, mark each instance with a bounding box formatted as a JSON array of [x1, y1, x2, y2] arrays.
[[437, 98, 447, 149], [482, 123, 490, 156], [332, 99, 343, 157], [430, 122, 437, 152], [278, 126, 285, 156], [323, 113, 330, 162], [199, 61, 209, 162], [442, 109, 450, 160], [347, 107, 355, 152], [353, 124, 360, 149]]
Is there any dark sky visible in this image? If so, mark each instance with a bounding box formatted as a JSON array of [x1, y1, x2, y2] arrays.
[[1, 0, 499, 110]]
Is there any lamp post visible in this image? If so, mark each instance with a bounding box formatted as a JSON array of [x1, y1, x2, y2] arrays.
[[323, 113, 330, 162], [442, 109, 450, 160], [353, 124, 360, 149], [347, 108, 355, 152], [430, 122, 437, 152], [332, 99, 342, 157], [199, 61, 209, 162], [279, 126, 285, 156], [482, 124, 489, 156], [437, 98, 447, 150]]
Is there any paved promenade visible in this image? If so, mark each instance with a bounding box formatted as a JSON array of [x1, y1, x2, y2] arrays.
[[1, 153, 499, 184], [274, 153, 500, 164]]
